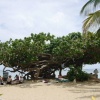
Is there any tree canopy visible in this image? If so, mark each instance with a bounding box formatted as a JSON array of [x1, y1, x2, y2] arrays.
[[0, 32, 100, 79]]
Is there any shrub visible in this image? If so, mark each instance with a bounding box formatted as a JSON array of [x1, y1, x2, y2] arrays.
[[67, 66, 88, 81]]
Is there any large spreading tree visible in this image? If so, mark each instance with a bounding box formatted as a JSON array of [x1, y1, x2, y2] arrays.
[[1, 32, 100, 79]]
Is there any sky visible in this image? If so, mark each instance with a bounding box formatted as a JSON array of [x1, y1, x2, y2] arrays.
[[0, 0, 100, 70]]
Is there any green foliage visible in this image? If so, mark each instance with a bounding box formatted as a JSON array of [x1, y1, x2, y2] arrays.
[[51, 32, 84, 61], [0, 31, 100, 72], [0, 32, 55, 68], [67, 66, 88, 81]]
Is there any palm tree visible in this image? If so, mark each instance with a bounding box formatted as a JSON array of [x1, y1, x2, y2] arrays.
[[80, 0, 100, 16], [82, 10, 100, 33], [80, 0, 100, 35]]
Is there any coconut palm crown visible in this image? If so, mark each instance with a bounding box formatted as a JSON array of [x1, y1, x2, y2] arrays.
[[80, 0, 100, 16], [80, 0, 100, 35]]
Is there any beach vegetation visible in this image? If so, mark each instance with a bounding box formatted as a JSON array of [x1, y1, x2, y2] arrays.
[[0, 32, 100, 79], [67, 66, 88, 81]]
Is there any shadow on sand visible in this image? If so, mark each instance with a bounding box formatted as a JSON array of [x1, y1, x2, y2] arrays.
[[0, 79, 100, 99]]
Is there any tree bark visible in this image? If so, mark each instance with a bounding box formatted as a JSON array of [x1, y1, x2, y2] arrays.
[[59, 66, 62, 76]]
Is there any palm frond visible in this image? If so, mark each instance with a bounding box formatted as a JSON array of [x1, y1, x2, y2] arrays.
[[82, 10, 100, 33], [94, 0, 100, 7], [82, 13, 94, 32], [96, 28, 100, 37], [80, 0, 100, 16], [80, 0, 93, 15]]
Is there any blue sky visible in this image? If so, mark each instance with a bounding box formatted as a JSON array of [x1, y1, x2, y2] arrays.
[[0, 0, 100, 70]]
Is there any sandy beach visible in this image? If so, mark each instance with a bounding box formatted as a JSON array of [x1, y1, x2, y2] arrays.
[[0, 80, 100, 100]]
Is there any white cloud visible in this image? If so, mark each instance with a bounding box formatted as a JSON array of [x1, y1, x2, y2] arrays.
[[0, 0, 89, 42], [47, 12, 65, 24]]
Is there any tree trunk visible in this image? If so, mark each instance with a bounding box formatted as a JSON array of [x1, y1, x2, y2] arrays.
[[59, 67, 62, 76]]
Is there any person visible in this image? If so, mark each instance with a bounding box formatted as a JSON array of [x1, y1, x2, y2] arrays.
[[14, 75, 20, 84], [15, 75, 19, 80], [7, 75, 14, 84], [58, 75, 66, 81], [0, 76, 1, 81], [19, 76, 23, 84], [0, 76, 5, 85], [0, 76, 2, 84], [23, 76, 26, 80], [94, 69, 99, 79], [57, 75, 61, 80], [58, 75, 62, 79]]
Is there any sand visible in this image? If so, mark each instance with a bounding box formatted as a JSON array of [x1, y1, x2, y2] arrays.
[[0, 80, 100, 100]]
